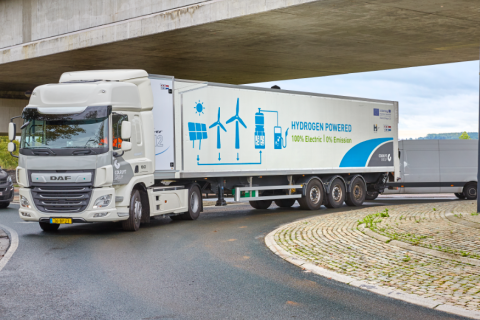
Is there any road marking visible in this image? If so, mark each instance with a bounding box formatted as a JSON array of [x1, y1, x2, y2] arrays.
[[0, 224, 19, 272]]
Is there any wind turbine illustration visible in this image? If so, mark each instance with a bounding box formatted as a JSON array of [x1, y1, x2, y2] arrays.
[[226, 98, 247, 149], [209, 107, 227, 149]]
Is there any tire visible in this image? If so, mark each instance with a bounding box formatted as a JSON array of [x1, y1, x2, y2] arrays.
[[171, 185, 202, 220], [122, 190, 142, 231], [324, 178, 346, 208], [455, 192, 466, 200], [365, 191, 379, 201], [39, 222, 60, 232], [249, 200, 272, 209], [274, 199, 296, 208], [463, 183, 477, 200], [345, 177, 366, 207], [298, 179, 324, 210], [0, 202, 9, 209]]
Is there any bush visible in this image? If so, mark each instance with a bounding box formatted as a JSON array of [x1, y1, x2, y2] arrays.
[[0, 137, 19, 170]]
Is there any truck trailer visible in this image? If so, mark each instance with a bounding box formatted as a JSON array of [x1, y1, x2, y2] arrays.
[[7, 70, 398, 231]]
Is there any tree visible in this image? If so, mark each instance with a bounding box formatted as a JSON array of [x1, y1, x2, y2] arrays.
[[459, 131, 471, 140], [0, 137, 19, 169]]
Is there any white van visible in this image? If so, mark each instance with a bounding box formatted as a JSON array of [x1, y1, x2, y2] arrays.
[[373, 140, 477, 200]]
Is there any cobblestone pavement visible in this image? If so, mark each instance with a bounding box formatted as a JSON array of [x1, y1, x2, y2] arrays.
[[273, 202, 480, 312]]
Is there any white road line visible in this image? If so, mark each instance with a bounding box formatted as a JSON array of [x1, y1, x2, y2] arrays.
[[0, 224, 19, 272]]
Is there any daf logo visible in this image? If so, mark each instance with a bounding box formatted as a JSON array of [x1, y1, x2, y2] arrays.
[[50, 176, 72, 181]]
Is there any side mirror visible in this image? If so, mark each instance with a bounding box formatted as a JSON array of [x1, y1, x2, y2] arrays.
[[8, 123, 16, 141], [8, 142, 16, 153], [121, 141, 132, 151], [121, 121, 131, 140]]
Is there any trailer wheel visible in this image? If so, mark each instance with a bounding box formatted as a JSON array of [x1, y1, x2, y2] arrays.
[[122, 190, 142, 231], [463, 183, 477, 200], [324, 178, 346, 208], [274, 199, 296, 208], [365, 191, 379, 201], [171, 185, 202, 220], [298, 179, 324, 210], [39, 222, 60, 232], [454, 193, 466, 200], [345, 177, 366, 207], [249, 200, 272, 210]]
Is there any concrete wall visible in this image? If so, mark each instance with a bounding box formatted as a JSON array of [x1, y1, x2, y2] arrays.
[[0, 0, 214, 49], [0, 99, 27, 135]]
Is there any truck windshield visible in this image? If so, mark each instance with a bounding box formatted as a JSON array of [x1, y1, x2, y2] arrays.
[[20, 106, 111, 154]]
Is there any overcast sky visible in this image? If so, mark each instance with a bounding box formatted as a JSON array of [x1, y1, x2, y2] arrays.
[[249, 61, 479, 139]]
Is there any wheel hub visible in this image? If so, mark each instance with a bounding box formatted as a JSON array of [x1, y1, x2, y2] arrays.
[[353, 184, 363, 200], [310, 186, 321, 204], [134, 198, 142, 224], [191, 192, 199, 212], [332, 185, 342, 202]]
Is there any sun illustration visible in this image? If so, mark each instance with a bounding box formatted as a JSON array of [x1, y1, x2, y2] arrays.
[[195, 101, 205, 115]]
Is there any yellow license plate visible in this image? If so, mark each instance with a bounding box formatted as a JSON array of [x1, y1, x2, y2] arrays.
[[50, 218, 72, 224]]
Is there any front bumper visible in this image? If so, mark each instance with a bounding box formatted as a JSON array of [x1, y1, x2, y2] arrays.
[[18, 187, 127, 223], [0, 184, 14, 202]]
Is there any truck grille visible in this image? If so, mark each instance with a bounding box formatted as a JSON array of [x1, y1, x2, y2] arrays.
[[31, 186, 92, 213]]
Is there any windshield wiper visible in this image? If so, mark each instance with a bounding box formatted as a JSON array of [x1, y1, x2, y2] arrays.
[[29, 147, 56, 156]]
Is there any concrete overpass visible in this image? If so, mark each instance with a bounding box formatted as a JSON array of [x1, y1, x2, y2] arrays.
[[0, 0, 479, 133]]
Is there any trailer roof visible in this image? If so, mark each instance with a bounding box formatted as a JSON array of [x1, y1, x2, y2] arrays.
[[167, 76, 397, 105]]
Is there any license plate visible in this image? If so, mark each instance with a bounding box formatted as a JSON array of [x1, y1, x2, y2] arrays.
[[0, 192, 3, 196], [50, 218, 72, 224]]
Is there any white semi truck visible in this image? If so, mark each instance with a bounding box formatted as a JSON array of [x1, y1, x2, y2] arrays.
[[7, 70, 398, 231]]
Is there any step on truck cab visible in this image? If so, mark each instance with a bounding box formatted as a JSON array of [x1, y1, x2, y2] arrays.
[[7, 70, 399, 232]]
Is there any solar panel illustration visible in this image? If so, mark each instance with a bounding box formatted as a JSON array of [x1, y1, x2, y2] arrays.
[[188, 122, 208, 150]]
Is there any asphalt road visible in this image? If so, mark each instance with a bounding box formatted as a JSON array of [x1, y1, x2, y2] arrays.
[[0, 197, 469, 320]]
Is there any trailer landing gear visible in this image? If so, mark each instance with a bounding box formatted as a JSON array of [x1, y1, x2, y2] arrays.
[[216, 178, 227, 206]]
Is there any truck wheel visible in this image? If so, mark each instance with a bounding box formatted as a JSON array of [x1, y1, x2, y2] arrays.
[[274, 199, 296, 208], [171, 185, 202, 220], [39, 222, 60, 232], [345, 177, 366, 207], [249, 200, 272, 209], [463, 183, 477, 200], [0, 202, 9, 209], [454, 193, 466, 200], [298, 179, 324, 210], [122, 190, 142, 231], [365, 191, 379, 201], [324, 178, 346, 208]]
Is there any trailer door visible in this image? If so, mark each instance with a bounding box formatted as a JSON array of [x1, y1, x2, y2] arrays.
[[150, 76, 175, 171]]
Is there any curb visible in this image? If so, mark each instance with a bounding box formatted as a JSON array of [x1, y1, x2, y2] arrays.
[[0, 224, 19, 273], [265, 224, 480, 319]]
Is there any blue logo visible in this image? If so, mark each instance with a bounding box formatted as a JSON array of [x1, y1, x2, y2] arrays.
[[194, 101, 205, 116], [209, 108, 227, 149], [188, 122, 208, 150], [374, 108, 379, 116], [226, 98, 247, 149]]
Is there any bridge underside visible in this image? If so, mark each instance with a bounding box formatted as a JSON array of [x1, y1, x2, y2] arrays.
[[0, 0, 479, 95]]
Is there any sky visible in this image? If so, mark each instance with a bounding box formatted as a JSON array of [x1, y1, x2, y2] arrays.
[[249, 61, 479, 140]]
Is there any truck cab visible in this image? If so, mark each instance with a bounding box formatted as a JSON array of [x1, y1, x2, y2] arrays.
[[8, 70, 199, 232]]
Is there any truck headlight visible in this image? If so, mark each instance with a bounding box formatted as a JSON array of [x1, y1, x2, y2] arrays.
[[7, 176, 12, 184], [20, 196, 31, 208], [93, 194, 112, 209]]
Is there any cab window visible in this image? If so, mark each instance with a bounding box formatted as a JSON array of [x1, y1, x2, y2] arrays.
[[112, 113, 128, 150]]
